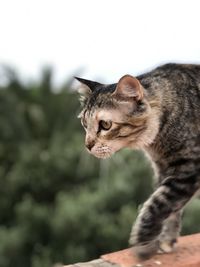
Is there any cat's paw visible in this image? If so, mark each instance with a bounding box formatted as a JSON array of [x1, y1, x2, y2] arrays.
[[158, 238, 177, 254], [130, 240, 159, 260], [129, 237, 177, 259]]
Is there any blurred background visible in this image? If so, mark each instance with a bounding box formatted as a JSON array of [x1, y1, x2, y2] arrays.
[[0, 0, 200, 266]]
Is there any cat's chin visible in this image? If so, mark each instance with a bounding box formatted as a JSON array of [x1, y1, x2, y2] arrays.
[[92, 152, 113, 159], [90, 147, 114, 159]]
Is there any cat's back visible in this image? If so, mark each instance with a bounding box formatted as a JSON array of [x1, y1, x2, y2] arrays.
[[139, 63, 200, 86], [139, 63, 200, 103], [156, 62, 200, 73], [156, 63, 200, 83], [156, 63, 200, 104], [139, 63, 200, 144]]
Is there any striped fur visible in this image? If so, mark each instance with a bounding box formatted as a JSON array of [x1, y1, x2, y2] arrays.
[[77, 63, 200, 259]]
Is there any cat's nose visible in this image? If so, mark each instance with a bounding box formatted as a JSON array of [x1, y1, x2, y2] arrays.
[[85, 140, 95, 151]]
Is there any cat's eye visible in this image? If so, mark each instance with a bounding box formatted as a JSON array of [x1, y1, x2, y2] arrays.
[[99, 120, 112, 131]]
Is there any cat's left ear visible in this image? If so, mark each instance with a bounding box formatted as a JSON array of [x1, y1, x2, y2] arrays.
[[112, 75, 143, 101]]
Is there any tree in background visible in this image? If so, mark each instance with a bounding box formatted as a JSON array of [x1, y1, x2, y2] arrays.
[[0, 67, 199, 267]]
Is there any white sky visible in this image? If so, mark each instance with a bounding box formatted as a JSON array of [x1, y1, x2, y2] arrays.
[[0, 0, 200, 85]]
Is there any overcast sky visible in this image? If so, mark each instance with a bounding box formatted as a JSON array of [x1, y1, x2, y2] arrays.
[[0, 0, 200, 85]]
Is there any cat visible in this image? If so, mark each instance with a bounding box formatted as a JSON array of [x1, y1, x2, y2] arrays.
[[75, 63, 200, 259]]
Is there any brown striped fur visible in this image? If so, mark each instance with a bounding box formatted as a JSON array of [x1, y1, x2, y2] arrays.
[[76, 63, 200, 259]]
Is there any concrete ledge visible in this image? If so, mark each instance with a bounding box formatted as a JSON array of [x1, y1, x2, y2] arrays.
[[65, 233, 200, 267]]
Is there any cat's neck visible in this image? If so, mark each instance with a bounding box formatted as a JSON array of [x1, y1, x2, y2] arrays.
[[138, 77, 166, 161], [134, 77, 163, 152]]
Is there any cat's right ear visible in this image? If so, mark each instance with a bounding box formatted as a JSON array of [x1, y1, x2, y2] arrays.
[[75, 77, 102, 93], [75, 77, 101, 105]]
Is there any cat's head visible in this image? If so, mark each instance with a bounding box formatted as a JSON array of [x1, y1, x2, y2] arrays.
[[76, 75, 159, 159]]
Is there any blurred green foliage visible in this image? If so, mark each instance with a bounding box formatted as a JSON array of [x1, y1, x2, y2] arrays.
[[0, 67, 199, 267]]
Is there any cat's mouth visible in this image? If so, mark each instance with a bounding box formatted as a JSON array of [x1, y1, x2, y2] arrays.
[[91, 146, 113, 159]]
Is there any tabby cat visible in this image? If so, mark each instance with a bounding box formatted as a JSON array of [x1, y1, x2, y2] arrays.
[[75, 63, 200, 259]]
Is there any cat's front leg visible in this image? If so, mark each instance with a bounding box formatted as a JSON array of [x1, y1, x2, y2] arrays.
[[158, 210, 183, 253], [129, 175, 198, 259]]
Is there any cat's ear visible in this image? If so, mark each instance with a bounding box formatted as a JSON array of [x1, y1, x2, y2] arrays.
[[112, 75, 143, 101], [75, 77, 102, 105], [75, 77, 101, 93]]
